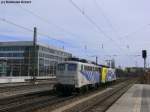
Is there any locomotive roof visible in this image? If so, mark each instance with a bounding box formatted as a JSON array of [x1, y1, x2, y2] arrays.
[[66, 57, 110, 67], [65, 57, 98, 64], [59, 60, 99, 67], [98, 64, 110, 68]]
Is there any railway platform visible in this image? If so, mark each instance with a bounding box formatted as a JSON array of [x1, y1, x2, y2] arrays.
[[106, 84, 150, 112]]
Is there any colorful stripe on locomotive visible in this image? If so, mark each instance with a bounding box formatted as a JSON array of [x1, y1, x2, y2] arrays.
[[101, 67, 116, 83], [80, 71, 100, 83], [101, 67, 108, 83]]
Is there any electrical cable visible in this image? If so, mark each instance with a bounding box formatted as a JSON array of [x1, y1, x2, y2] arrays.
[[0, 17, 70, 44], [68, 0, 123, 52]]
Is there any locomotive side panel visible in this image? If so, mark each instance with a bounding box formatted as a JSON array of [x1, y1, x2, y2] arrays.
[[78, 65, 100, 87], [106, 68, 116, 82], [56, 61, 101, 89]]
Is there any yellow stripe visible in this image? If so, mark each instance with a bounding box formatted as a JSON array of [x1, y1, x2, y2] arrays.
[[101, 67, 108, 83]]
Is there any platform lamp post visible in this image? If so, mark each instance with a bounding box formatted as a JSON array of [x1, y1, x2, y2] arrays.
[[89, 55, 98, 65], [96, 56, 98, 65], [142, 50, 147, 70]]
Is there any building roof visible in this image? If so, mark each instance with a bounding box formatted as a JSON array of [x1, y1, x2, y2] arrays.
[[0, 41, 71, 54], [0, 41, 33, 47]]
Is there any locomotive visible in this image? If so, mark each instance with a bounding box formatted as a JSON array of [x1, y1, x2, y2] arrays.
[[55, 58, 116, 95]]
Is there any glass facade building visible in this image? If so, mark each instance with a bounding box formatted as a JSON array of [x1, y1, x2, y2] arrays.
[[0, 41, 72, 77], [0, 58, 7, 76]]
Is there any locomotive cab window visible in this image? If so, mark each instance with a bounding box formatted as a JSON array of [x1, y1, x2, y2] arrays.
[[58, 64, 65, 71], [68, 64, 77, 71]]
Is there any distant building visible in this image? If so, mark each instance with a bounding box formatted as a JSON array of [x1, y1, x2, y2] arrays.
[[125, 67, 144, 73], [0, 41, 72, 77], [105, 59, 115, 68]]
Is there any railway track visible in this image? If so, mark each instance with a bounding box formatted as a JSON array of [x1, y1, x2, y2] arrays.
[[0, 83, 75, 112], [33, 78, 133, 112], [64, 78, 138, 112], [0, 82, 55, 93], [0, 90, 74, 112], [0, 78, 135, 112]]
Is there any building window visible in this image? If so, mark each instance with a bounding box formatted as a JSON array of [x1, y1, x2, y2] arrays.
[[58, 64, 65, 71]]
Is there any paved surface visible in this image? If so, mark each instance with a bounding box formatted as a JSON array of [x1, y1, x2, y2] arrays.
[[107, 84, 150, 112], [0, 86, 53, 100], [51, 88, 112, 112], [0, 82, 55, 100], [0, 76, 56, 83], [0, 81, 55, 88]]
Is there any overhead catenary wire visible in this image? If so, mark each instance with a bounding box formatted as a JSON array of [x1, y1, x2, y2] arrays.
[[17, 4, 86, 43], [120, 24, 150, 39], [2, 4, 143, 57], [15, 4, 101, 53], [19, 1, 145, 55], [0, 17, 69, 44], [94, 0, 150, 51], [0, 17, 97, 54], [93, 0, 127, 48], [92, 0, 136, 59], [67, 0, 113, 57], [68, 0, 123, 52], [0, 18, 33, 32], [17, 3, 123, 58], [94, 0, 119, 35]]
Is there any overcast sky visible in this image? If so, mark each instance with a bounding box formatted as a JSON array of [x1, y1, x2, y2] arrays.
[[0, 0, 150, 67]]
